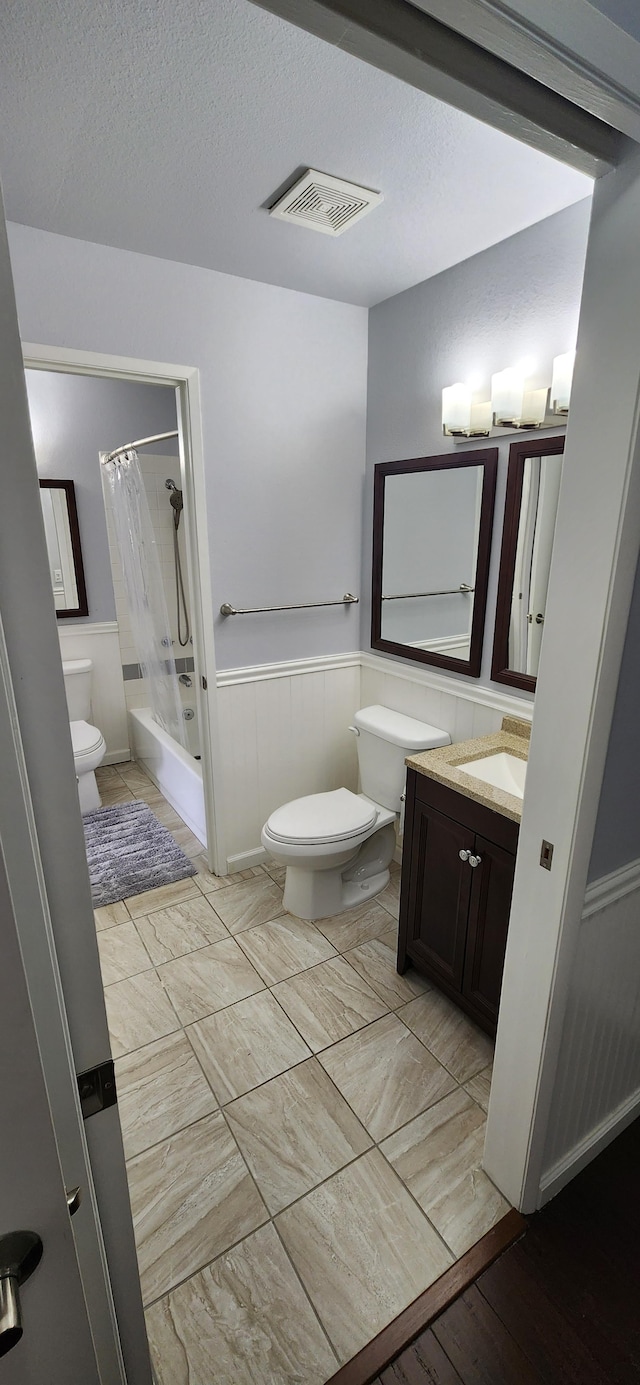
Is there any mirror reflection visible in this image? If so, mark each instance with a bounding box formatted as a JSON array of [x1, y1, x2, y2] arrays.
[[492, 436, 564, 691], [372, 450, 498, 677], [39, 480, 88, 618]]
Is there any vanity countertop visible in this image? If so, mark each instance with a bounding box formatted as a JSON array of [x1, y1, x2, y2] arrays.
[[405, 715, 531, 823]]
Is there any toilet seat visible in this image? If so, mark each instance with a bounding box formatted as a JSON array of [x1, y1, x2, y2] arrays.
[[265, 788, 378, 846], [71, 720, 105, 761]]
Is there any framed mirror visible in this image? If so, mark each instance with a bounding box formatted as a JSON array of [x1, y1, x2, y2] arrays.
[[372, 448, 498, 677], [38, 479, 88, 618], [491, 435, 565, 692]]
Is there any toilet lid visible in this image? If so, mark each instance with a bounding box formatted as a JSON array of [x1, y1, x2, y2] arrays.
[[266, 788, 378, 845], [71, 720, 104, 758]]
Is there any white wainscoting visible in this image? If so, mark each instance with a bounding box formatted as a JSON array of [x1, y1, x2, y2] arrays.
[[540, 859, 640, 1202], [215, 650, 532, 869], [57, 621, 130, 763]]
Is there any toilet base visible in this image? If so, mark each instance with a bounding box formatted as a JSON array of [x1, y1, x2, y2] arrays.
[[282, 821, 396, 921], [77, 770, 102, 815]]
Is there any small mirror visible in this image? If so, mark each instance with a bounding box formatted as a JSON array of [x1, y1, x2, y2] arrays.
[[39, 480, 88, 618], [491, 435, 565, 691], [372, 449, 498, 676]]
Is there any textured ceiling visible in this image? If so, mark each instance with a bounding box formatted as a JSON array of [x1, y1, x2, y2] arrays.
[[0, 0, 592, 306]]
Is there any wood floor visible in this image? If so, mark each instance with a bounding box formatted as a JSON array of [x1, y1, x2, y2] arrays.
[[374, 1116, 640, 1385]]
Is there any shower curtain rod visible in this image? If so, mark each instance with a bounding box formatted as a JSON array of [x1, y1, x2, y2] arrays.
[[104, 429, 179, 463]]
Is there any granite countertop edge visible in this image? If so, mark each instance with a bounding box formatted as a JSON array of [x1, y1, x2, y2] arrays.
[[405, 719, 530, 824]]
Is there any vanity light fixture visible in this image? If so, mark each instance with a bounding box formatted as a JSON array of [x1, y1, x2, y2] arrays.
[[551, 350, 575, 414], [490, 366, 547, 430], [442, 383, 491, 438]]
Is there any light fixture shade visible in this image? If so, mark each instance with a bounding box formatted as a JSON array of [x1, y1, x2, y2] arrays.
[[491, 367, 525, 426], [551, 350, 575, 414], [442, 382, 472, 435]]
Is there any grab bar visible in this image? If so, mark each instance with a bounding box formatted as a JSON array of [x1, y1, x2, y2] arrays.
[[381, 584, 474, 600], [220, 593, 359, 616]]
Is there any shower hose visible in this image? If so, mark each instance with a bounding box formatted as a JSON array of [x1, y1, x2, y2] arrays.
[[173, 516, 191, 647]]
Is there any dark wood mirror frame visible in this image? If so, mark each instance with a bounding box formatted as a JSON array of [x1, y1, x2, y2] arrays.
[[39, 479, 89, 619], [371, 448, 498, 678], [491, 434, 565, 693]]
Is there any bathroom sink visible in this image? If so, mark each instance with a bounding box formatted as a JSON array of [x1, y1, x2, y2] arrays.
[[457, 751, 527, 798]]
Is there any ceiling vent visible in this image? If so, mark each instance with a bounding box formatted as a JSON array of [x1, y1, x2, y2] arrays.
[[269, 169, 383, 237]]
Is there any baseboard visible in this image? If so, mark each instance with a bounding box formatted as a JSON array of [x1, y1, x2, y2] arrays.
[[539, 1083, 640, 1205], [103, 749, 131, 765], [582, 857, 640, 918], [226, 845, 268, 872]]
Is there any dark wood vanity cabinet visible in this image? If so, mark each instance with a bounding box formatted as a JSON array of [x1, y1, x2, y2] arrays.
[[398, 769, 519, 1036]]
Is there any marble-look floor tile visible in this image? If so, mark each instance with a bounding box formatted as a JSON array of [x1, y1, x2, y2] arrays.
[[100, 783, 136, 806], [124, 877, 201, 919], [276, 1148, 452, 1362], [209, 875, 285, 934], [97, 921, 153, 986], [272, 956, 387, 1053], [262, 860, 287, 887], [128, 1111, 268, 1304], [96, 764, 126, 784], [398, 987, 494, 1083], [193, 861, 264, 893], [135, 896, 229, 964], [376, 872, 401, 920], [225, 1057, 371, 1214], [94, 900, 130, 931], [313, 900, 395, 953], [104, 971, 180, 1058], [170, 824, 205, 859], [147, 801, 185, 831], [381, 1088, 510, 1257], [235, 915, 337, 986], [187, 991, 311, 1104], [145, 1222, 338, 1385], [318, 1013, 456, 1142], [464, 1064, 493, 1114], [157, 938, 266, 1025], [115, 1032, 217, 1159], [344, 934, 430, 1010]]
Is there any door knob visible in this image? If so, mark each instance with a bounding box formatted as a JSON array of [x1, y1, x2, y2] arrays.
[[0, 1231, 43, 1358]]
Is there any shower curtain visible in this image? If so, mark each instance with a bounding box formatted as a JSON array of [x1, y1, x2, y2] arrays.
[[102, 448, 188, 749]]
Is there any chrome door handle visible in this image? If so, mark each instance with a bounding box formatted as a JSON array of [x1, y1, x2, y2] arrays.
[[459, 849, 470, 862], [468, 854, 482, 868], [0, 1231, 43, 1358]]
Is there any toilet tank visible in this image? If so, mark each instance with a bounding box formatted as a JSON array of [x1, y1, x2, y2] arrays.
[[353, 704, 450, 811], [62, 658, 93, 721]]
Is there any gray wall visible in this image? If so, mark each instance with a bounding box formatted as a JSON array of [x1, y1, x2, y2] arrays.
[[588, 555, 640, 879], [363, 198, 591, 696], [10, 224, 368, 669], [26, 369, 177, 624]]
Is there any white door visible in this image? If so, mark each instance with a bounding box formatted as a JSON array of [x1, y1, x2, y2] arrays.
[[0, 188, 150, 1379]]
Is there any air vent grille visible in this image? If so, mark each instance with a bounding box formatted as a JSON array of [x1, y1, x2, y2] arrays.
[[269, 169, 383, 237]]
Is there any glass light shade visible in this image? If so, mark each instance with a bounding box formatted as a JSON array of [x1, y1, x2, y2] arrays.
[[442, 382, 472, 435], [519, 388, 548, 427], [491, 367, 525, 426], [469, 400, 492, 435], [551, 350, 575, 414]]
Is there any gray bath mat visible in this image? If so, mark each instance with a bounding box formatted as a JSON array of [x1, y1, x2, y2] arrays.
[[84, 800, 197, 908]]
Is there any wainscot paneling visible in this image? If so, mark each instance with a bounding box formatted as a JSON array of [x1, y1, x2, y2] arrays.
[[360, 652, 533, 743], [540, 860, 640, 1201], [57, 621, 130, 763]]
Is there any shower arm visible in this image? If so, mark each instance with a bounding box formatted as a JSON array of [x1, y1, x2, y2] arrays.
[[104, 430, 179, 463]]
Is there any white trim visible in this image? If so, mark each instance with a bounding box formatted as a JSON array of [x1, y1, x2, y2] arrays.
[[361, 651, 533, 719], [408, 634, 470, 654], [58, 621, 119, 638], [539, 1083, 640, 1203], [103, 749, 131, 767], [22, 342, 225, 877], [217, 651, 361, 687], [582, 857, 640, 918], [227, 846, 269, 871]]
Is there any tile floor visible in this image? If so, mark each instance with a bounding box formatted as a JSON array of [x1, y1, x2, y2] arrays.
[[94, 762, 507, 1384]]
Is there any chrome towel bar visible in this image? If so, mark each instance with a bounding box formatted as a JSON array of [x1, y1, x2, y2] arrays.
[[220, 593, 359, 616], [381, 584, 474, 600]]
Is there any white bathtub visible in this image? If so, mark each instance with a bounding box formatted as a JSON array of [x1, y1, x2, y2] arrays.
[[129, 707, 206, 847]]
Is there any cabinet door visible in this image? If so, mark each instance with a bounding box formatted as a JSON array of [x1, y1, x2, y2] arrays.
[[463, 834, 516, 1028], [405, 800, 474, 991]]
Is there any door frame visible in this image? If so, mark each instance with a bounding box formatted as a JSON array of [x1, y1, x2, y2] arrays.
[[23, 342, 227, 877]]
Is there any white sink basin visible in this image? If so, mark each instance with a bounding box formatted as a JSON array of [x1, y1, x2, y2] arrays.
[[458, 751, 527, 798]]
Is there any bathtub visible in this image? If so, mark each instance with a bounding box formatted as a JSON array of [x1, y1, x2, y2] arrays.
[[129, 707, 206, 847]]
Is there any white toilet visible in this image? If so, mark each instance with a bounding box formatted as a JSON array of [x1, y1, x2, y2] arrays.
[[261, 704, 450, 921], [62, 659, 107, 814]]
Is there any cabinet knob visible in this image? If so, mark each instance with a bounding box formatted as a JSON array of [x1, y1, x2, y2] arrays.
[[468, 854, 482, 868], [459, 849, 470, 862]]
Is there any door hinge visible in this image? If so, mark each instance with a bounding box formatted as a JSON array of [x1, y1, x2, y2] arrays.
[[77, 1060, 117, 1120]]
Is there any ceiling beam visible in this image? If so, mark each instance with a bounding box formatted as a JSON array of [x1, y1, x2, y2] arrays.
[[249, 0, 630, 176]]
